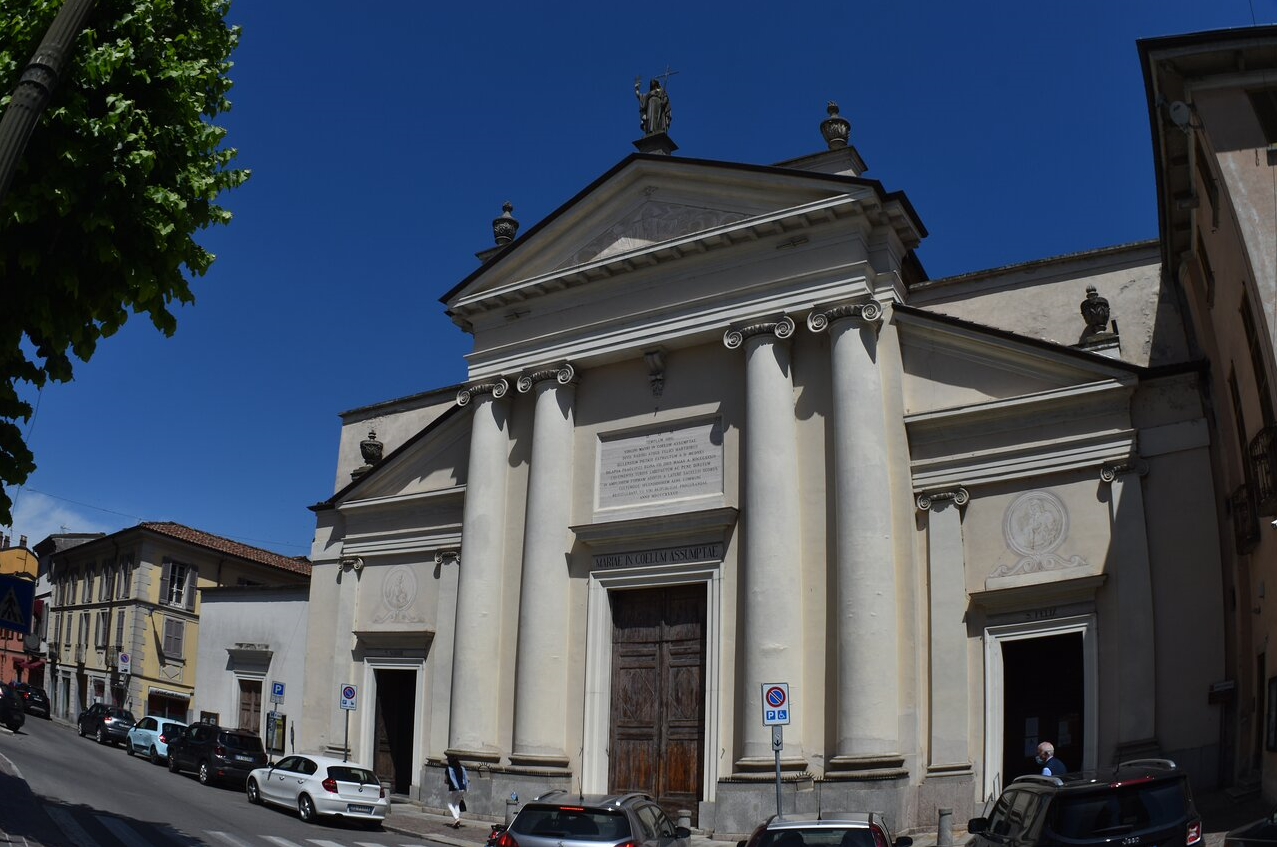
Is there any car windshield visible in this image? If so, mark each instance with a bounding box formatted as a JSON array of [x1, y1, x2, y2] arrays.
[[221, 733, 263, 752], [328, 766, 379, 785], [512, 806, 630, 841], [1049, 780, 1189, 838], [757, 829, 877, 847]]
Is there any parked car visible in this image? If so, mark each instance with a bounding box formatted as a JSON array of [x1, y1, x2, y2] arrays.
[[76, 703, 136, 745], [740, 812, 913, 847], [13, 684, 50, 719], [126, 715, 188, 764], [246, 754, 386, 827], [968, 758, 1201, 847], [167, 723, 268, 786], [496, 791, 691, 847], [0, 684, 25, 732]]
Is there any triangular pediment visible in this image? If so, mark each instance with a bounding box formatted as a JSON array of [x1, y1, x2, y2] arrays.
[[338, 409, 469, 506], [896, 306, 1136, 417], [444, 154, 915, 313]]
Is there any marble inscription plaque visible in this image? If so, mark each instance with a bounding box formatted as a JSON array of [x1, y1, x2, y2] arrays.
[[594, 542, 724, 570], [597, 419, 723, 509]]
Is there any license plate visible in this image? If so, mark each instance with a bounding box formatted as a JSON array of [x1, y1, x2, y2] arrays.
[[347, 804, 375, 814], [234, 754, 253, 762]]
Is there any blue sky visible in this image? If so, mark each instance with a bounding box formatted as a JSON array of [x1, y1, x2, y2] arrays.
[[4, 0, 1273, 556]]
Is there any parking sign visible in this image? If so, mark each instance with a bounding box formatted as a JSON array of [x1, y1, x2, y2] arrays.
[[339, 683, 357, 711], [761, 682, 790, 726]]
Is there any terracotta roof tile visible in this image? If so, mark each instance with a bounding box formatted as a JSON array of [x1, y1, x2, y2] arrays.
[[140, 522, 311, 577]]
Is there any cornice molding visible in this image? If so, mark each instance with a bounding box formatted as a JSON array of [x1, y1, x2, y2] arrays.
[[723, 315, 796, 350], [516, 362, 576, 393], [456, 378, 510, 406]]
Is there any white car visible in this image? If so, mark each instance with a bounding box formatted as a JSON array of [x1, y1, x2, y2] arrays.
[[246, 754, 387, 827]]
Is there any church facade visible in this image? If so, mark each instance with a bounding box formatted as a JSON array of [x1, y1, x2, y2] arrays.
[[300, 102, 1234, 834]]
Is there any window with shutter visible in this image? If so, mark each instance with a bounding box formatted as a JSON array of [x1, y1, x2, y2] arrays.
[[163, 618, 184, 658], [79, 612, 89, 646], [185, 566, 197, 610], [118, 560, 133, 599], [159, 560, 172, 605], [115, 610, 125, 646]]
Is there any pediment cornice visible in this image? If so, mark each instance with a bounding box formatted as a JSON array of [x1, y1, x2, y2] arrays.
[[449, 193, 904, 322]]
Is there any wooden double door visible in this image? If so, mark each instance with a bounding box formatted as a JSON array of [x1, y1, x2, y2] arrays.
[[608, 584, 706, 823]]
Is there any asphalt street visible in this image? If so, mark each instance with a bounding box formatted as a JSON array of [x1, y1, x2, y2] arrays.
[[0, 716, 449, 847]]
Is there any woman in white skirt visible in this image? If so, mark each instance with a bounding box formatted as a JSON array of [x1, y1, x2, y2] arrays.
[[444, 754, 468, 828]]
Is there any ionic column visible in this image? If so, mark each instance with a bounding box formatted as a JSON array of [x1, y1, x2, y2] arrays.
[[1100, 461, 1159, 758], [808, 302, 904, 774], [510, 364, 577, 767], [917, 488, 971, 772], [448, 379, 512, 760], [723, 317, 806, 768]]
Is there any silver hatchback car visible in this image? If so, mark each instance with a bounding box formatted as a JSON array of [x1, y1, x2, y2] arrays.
[[497, 791, 691, 847]]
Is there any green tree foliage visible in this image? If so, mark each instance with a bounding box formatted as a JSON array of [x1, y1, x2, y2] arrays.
[[0, 0, 248, 525]]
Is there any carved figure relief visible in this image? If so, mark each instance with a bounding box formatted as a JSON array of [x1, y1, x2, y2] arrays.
[[374, 564, 424, 624], [990, 490, 1087, 577], [560, 202, 747, 268]]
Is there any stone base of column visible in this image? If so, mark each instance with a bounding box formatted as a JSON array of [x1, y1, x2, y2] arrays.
[[507, 752, 571, 770], [1113, 737, 1162, 764], [925, 762, 973, 776], [919, 768, 975, 829], [421, 762, 572, 822], [445, 746, 503, 764], [732, 755, 811, 775], [825, 754, 908, 781]]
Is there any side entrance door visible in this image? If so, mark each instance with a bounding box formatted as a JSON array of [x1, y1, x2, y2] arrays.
[[373, 669, 416, 795], [238, 679, 262, 733], [609, 584, 706, 823]]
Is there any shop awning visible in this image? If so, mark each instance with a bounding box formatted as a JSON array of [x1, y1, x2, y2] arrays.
[[13, 658, 44, 670]]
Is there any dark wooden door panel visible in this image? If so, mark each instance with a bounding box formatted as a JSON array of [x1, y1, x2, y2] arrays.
[[608, 585, 706, 823]]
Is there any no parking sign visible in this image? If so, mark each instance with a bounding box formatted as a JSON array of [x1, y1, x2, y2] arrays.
[[339, 683, 357, 710], [761, 682, 790, 725]]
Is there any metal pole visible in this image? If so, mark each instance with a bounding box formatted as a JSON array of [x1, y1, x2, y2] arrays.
[[343, 709, 349, 762], [773, 725, 783, 818], [0, 0, 98, 206]]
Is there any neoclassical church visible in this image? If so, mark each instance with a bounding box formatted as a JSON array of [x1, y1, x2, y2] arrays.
[[299, 91, 1238, 835]]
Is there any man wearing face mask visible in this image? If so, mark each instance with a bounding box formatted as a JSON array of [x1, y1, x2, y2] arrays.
[[1034, 741, 1067, 776]]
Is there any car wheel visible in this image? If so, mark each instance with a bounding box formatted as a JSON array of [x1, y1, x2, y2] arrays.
[[95, 727, 106, 744], [298, 793, 317, 823], [77, 722, 85, 737], [198, 761, 212, 786], [126, 741, 134, 757], [246, 778, 261, 805], [149, 746, 160, 765], [168, 754, 180, 773]]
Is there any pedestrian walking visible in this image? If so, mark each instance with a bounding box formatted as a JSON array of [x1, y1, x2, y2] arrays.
[[445, 754, 469, 828]]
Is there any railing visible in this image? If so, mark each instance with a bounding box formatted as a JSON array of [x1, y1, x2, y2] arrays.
[[1250, 427, 1275, 516], [1231, 483, 1261, 554]]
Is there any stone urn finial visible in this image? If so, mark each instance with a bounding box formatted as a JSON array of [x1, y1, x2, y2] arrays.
[[1080, 285, 1111, 334], [493, 201, 519, 246], [352, 428, 384, 480], [820, 101, 851, 150]]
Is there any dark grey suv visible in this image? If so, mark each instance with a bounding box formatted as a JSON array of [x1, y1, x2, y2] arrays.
[[968, 759, 1201, 847], [76, 703, 135, 745], [167, 723, 268, 786], [496, 791, 691, 847]]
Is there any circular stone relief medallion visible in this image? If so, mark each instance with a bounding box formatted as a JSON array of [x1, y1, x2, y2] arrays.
[[1003, 490, 1069, 557], [382, 565, 418, 615]]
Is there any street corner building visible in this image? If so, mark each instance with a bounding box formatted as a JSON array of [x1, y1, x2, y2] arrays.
[[301, 27, 1275, 836]]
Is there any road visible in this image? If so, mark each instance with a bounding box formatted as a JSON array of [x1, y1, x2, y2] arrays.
[[0, 717, 443, 847]]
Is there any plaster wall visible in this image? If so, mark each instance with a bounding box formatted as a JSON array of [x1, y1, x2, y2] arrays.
[[333, 388, 459, 491]]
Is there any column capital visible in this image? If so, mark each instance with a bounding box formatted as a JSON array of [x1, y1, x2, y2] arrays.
[[916, 487, 970, 512], [457, 378, 510, 406], [434, 549, 460, 567], [806, 300, 883, 333], [516, 362, 576, 393], [723, 315, 796, 350], [1100, 459, 1148, 482]]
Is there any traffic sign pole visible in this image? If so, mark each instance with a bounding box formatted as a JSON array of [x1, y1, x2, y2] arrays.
[[773, 725, 783, 817], [761, 683, 791, 818]]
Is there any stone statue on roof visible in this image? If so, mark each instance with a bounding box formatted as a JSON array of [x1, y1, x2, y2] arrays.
[[635, 76, 672, 136]]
